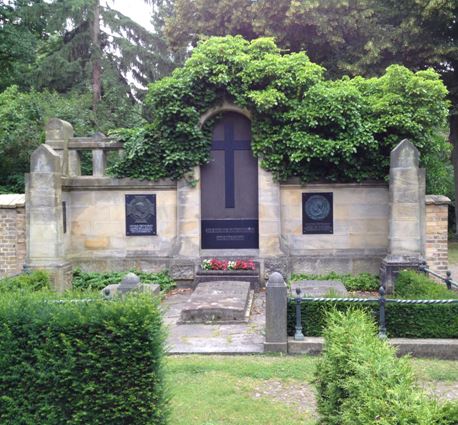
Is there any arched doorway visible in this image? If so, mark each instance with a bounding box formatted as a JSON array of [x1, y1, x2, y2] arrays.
[[201, 112, 259, 249]]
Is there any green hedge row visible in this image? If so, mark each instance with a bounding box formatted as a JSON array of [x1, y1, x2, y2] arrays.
[[316, 309, 447, 424], [0, 292, 168, 424], [288, 271, 458, 338]]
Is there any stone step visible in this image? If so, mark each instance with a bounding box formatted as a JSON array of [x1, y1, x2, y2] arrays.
[[179, 281, 253, 324]]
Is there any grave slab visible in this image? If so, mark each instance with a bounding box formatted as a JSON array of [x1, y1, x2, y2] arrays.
[[290, 280, 348, 297], [180, 281, 252, 324]]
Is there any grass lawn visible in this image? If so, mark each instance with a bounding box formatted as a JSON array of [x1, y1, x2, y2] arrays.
[[166, 355, 458, 425]]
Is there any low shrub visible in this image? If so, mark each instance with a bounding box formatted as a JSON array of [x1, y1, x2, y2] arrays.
[[287, 271, 458, 338], [72, 269, 176, 292], [0, 270, 50, 293], [315, 309, 443, 424], [395, 270, 458, 299], [0, 292, 168, 424], [290, 272, 379, 292]]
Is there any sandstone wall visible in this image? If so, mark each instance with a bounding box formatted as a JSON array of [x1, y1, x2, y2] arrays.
[[280, 182, 389, 275], [65, 186, 177, 272]]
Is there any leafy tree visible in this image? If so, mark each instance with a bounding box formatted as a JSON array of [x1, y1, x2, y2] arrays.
[[110, 36, 449, 190], [0, 0, 47, 91], [0, 85, 144, 193]]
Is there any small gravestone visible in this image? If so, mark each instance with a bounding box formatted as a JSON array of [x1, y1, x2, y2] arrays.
[[118, 272, 140, 294], [290, 280, 348, 297], [101, 272, 160, 298], [180, 281, 252, 323]]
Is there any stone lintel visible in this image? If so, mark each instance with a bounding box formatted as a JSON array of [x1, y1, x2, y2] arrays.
[[61, 177, 177, 191]]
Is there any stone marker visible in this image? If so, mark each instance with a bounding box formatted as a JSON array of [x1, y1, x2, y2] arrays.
[[101, 272, 160, 298], [290, 280, 347, 297], [381, 139, 425, 293], [180, 281, 252, 323], [264, 272, 287, 353]]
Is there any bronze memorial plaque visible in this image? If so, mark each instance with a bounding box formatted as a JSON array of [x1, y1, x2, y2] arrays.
[[302, 192, 333, 234], [125, 194, 156, 236]]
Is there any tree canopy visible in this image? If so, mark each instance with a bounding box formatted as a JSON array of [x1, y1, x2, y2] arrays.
[[111, 36, 450, 191]]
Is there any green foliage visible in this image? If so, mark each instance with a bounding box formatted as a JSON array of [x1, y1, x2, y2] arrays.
[[395, 270, 458, 300], [0, 292, 168, 424], [112, 36, 450, 188], [315, 309, 443, 425], [0, 85, 144, 192], [290, 272, 379, 292], [287, 272, 458, 338], [72, 268, 176, 293], [0, 270, 50, 293]]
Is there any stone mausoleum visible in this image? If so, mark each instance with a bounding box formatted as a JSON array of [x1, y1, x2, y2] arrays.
[[1, 106, 449, 290]]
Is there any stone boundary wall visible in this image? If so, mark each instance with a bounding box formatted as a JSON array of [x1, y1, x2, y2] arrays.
[[0, 195, 26, 277], [425, 195, 451, 274]]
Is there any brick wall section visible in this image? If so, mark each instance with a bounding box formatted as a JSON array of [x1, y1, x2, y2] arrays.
[[425, 195, 451, 274], [0, 195, 26, 278]]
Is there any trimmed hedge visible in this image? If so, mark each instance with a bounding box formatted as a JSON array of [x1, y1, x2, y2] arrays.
[[315, 309, 444, 424], [288, 271, 458, 338], [0, 292, 168, 424]]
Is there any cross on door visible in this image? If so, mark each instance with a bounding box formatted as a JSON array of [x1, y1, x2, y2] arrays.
[[212, 122, 251, 209]]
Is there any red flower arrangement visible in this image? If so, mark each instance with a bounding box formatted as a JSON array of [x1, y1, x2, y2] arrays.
[[201, 258, 256, 271]]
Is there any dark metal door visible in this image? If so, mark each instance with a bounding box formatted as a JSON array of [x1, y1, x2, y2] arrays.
[[201, 112, 259, 249]]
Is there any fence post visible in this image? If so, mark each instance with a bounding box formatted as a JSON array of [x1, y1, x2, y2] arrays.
[[419, 260, 428, 274], [445, 271, 452, 290], [264, 272, 288, 353], [378, 285, 387, 339], [294, 288, 305, 341]]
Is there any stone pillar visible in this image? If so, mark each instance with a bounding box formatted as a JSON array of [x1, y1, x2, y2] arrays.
[[264, 272, 288, 353], [171, 167, 200, 286], [44, 118, 73, 176], [425, 195, 451, 274], [92, 149, 107, 177], [68, 150, 82, 176], [258, 162, 289, 280], [380, 139, 425, 293], [25, 145, 72, 291]]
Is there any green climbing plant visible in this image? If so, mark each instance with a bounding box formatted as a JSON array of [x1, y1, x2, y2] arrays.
[[110, 36, 450, 188]]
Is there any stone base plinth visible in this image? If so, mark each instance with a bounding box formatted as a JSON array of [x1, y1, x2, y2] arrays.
[[195, 266, 260, 291], [380, 255, 421, 294]]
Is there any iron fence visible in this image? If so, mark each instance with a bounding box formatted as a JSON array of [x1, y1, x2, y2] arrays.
[[291, 285, 458, 341], [419, 261, 458, 290]]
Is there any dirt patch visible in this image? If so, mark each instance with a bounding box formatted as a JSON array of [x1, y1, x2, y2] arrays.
[[421, 381, 458, 402], [251, 380, 317, 418]]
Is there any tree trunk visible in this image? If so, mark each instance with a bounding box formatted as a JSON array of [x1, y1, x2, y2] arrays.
[[91, 0, 101, 115], [451, 111, 458, 235]]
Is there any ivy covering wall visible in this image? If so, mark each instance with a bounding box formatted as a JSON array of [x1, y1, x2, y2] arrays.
[[110, 36, 450, 190]]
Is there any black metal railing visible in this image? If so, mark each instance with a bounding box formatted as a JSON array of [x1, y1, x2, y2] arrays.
[[291, 286, 458, 340], [418, 261, 458, 290]]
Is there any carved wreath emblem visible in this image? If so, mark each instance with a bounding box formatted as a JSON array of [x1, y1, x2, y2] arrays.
[[127, 196, 155, 223], [305, 195, 330, 221]]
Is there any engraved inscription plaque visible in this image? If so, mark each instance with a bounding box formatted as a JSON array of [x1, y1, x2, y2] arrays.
[[302, 192, 333, 234], [201, 219, 259, 249], [125, 194, 156, 236]]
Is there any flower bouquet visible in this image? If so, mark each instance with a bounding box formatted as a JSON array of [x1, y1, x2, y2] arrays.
[[201, 258, 256, 271]]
